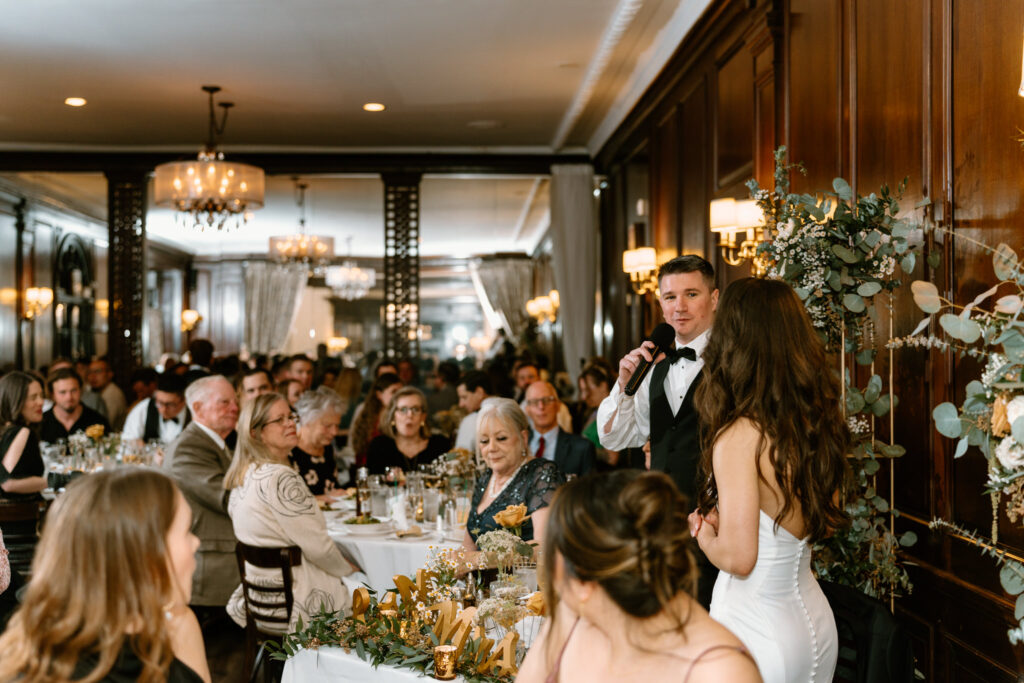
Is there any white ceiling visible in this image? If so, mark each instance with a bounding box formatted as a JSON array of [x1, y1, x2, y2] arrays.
[[0, 0, 714, 256]]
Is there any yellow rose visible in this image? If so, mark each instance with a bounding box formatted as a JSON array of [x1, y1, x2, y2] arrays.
[[84, 424, 105, 441], [993, 395, 1011, 437], [526, 591, 546, 617], [492, 504, 530, 529]]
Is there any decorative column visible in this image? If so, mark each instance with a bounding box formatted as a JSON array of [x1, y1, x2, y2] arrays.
[[105, 170, 147, 390], [382, 173, 421, 359]]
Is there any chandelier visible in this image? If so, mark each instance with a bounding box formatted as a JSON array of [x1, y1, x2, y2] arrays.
[[269, 179, 334, 272], [325, 237, 376, 300], [153, 85, 265, 231]]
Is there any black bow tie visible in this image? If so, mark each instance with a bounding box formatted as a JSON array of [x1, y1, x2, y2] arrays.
[[665, 346, 697, 364], [163, 416, 179, 424]]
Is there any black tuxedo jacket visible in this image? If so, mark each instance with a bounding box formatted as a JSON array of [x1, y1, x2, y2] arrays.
[[533, 428, 596, 477]]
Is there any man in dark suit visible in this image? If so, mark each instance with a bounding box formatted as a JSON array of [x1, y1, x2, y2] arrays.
[[39, 368, 110, 443], [595, 254, 719, 607], [524, 381, 595, 477]]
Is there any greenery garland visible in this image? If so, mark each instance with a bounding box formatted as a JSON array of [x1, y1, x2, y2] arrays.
[[747, 147, 926, 599]]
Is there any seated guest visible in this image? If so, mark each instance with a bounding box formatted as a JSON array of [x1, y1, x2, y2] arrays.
[[349, 372, 402, 468], [236, 367, 273, 404], [0, 372, 47, 501], [578, 364, 619, 468], [162, 376, 240, 612], [292, 386, 344, 498], [85, 356, 128, 431], [426, 360, 460, 415], [454, 370, 492, 452], [225, 394, 355, 632], [122, 373, 190, 445], [0, 469, 211, 682], [43, 358, 107, 417], [276, 378, 304, 408], [0, 529, 17, 631], [287, 354, 315, 391], [332, 367, 363, 435], [464, 398, 564, 549], [183, 338, 214, 386], [525, 381, 596, 477], [516, 360, 573, 433], [516, 471, 758, 683], [39, 368, 110, 444], [129, 366, 160, 407], [367, 387, 450, 474]]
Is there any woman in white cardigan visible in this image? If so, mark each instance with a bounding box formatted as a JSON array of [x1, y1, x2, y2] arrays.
[[225, 393, 356, 632]]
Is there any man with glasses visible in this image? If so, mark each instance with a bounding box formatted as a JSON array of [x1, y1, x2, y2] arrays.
[[524, 381, 595, 477], [121, 373, 189, 446]]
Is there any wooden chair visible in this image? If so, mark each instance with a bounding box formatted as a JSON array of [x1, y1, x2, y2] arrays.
[[235, 542, 302, 683], [0, 499, 49, 577]]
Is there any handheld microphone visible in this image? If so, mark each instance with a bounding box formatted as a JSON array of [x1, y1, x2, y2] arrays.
[[623, 323, 676, 396]]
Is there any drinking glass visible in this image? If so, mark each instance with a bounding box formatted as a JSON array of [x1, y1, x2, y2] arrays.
[[370, 484, 389, 517], [455, 494, 471, 526], [423, 488, 440, 523]]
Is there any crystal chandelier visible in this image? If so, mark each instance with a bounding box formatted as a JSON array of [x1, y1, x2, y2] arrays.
[[153, 86, 265, 231], [325, 237, 376, 300], [269, 179, 334, 272]]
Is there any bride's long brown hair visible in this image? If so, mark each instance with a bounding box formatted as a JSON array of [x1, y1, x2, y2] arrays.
[[0, 469, 182, 682], [694, 277, 850, 542]]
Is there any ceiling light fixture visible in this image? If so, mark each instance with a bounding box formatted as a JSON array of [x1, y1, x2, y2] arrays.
[[362, 102, 386, 112], [64, 97, 87, 107], [269, 179, 334, 273], [153, 85, 265, 231], [325, 237, 376, 300]]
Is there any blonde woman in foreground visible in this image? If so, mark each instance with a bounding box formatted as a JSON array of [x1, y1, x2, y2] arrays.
[[517, 470, 760, 683], [0, 468, 210, 682]]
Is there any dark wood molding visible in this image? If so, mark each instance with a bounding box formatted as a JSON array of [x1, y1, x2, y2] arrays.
[[0, 151, 590, 176]]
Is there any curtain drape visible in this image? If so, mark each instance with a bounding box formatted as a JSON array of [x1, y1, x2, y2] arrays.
[[549, 163, 597, 383], [471, 255, 535, 341], [244, 261, 307, 355]]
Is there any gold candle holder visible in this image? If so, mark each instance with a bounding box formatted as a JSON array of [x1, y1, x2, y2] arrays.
[[433, 644, 457, 680], [380, 608, 399, 634], [399, 618, 414, 639]]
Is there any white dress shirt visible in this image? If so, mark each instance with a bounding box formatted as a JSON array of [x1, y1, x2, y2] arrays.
[[530, 426, 560, 462], [194, 420, 228, 451], [596, 328, 711, 450], [455, 411, 479, 452], [121, 398, 187, 444]]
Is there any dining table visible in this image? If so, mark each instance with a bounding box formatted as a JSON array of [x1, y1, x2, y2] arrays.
[[322, 504, 462, 595], [282, 645, 467, 683]]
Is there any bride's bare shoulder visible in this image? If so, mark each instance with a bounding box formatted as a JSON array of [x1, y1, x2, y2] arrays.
[[715, 418, 763, 449]]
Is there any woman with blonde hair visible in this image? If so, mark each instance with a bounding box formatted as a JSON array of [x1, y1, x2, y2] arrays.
[[366, 386, 450, 474], [0, 468, 210, 682], [225, 393, 356, 632], [517, 470, 759, 683]]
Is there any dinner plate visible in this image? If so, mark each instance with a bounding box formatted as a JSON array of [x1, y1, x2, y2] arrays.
[[340, 520, 394, 536]]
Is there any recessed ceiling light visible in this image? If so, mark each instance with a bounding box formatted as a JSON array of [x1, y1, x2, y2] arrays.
[[363, 103, 385, 112], [64, 97, 87, 107], [467, 120, 502, 130]]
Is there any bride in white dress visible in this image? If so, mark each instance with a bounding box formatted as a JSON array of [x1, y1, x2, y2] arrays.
[[687, 278, 851, 683]]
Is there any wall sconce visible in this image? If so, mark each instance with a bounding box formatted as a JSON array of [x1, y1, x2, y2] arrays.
[[327, 336, 350, 354], [468, 335, 491, 355], [23, 287, 54, 320], [709, 198, 766, 270], [181, 308, 203, 332], [622, 247, 658, 295], [526, 289, 559, 324]]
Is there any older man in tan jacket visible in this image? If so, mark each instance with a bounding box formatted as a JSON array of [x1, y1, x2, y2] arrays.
[[163, 375, 240, 610]]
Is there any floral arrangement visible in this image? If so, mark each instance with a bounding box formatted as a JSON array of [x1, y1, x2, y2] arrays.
[[424, 546, 479, 604], [492, 503, 530, 537], [524, 591, 545, 617], [475, 597, 526, 632], [749, 147, 924, 600], [430, 448, 482, 491], [477, 529, 533, 574], [268, 600, 514, 682], [896, 236, 1024, 642]]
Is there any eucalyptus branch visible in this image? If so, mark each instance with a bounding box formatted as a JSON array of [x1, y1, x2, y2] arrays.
[[928, 518, 1024, 579]]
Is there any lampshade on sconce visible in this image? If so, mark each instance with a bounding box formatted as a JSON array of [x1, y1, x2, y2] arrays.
[[622, 247, 658, 295], [709, 198, 766, 272], [181, 309, 203, 332]]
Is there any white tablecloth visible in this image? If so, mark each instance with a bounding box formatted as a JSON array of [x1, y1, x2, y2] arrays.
[[325, 513, 461, 595], [282, 647, 465, 683]]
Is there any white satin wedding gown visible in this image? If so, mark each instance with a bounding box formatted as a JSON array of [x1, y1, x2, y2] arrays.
[[709, 510, 838, 683]]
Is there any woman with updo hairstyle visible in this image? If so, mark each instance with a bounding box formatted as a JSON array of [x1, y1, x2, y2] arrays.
[[690, 277, 850, 683], [517, 470, 759, 683], [0, 468, 210, 682]]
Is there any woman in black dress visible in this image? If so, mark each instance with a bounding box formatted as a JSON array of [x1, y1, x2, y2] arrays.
[[366, 387, 450, 475], [0, 371, 47, 502], [0, 468, 210, 682], [291, 386, 345, 498], [464, 398, 564, 547]]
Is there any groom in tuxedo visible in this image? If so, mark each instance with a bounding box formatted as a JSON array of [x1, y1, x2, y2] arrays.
[[597, 254, 719, 607]]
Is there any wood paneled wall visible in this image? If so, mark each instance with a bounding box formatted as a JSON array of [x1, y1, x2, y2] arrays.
[[596, 0, 1024, 678]]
